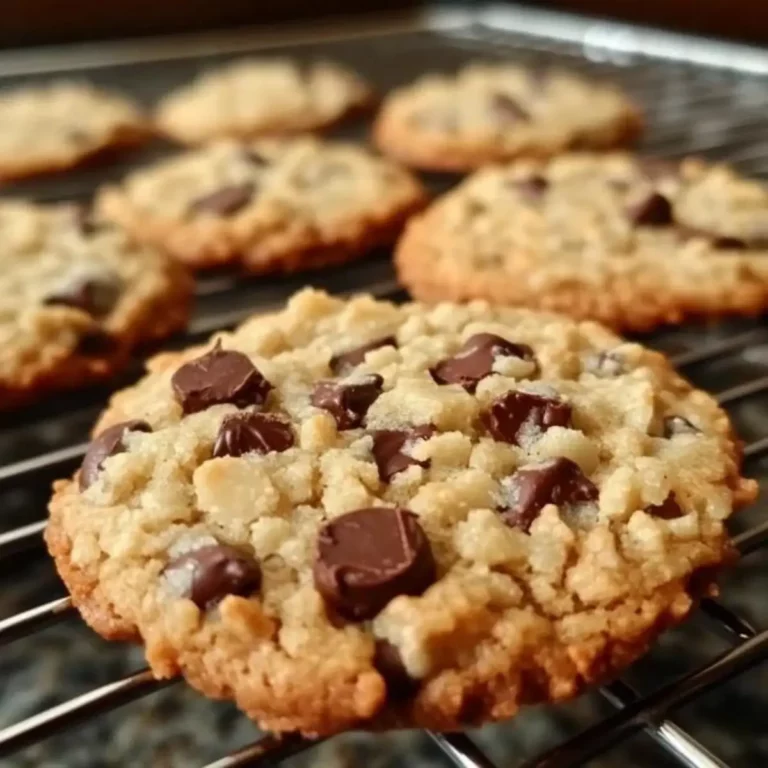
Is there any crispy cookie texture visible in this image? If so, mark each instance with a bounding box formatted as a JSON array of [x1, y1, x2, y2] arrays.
[[156, 58, 374, 144], [0, 82, 150, 181], [97, 137, 428, 271], [373, 64, 642, 172], [396, 153, 768, 331], [0, 201, 192, 409], [47, 289, 756, 736]]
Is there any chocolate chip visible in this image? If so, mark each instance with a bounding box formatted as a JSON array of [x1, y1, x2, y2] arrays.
[[171, 341, 272, 415], [498, 457, 597, 532], [645, 492, 685, 520], [313, 507, 436, 621], [374, 640, 418, 699], [164, 544, 261, 611], [679, 223, 767, 250], [213, 412, 294, 458], [44, 272, 122, 318], [189, 183, 255, 216], [483, 390, 571, 446], [431, 334, 536, 393], [663, 415, 700, 437], [311, 374, 383, 430], [79, 420, 151, 490], [330, 336, 397, 375], [372, 425, 436, 482], [712, 235, 747, 250], [584, 350, 626, 377], [491, 93, 530, 122], [629, 192, 673, 226], [514, 175, 549, 203]]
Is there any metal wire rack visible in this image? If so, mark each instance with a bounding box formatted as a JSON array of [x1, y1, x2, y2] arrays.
[[1, 4, 767, 766]]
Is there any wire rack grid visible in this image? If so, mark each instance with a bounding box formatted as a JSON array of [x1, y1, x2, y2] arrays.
[[0, 4, 767, 767]]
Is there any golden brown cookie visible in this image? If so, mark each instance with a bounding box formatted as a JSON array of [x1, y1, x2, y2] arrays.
[[156, 59, 373, 145], [47, 289, 755, 736], [0, 82, 150, 181], [396, 153, 768, 331], [97, 137, 428, 272], [0, 201, 192, 409], [373, 64, 641, 172]]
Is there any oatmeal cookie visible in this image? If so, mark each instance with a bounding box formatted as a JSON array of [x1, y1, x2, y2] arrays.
[[0, 201, 192, 408], [47, 288, 755, 736], [0, 82, 149, 181], [396, 153, 768, 331], [97, 136, 427, 271], [373, 64, 641, 172], [156, 59, 373, 145]]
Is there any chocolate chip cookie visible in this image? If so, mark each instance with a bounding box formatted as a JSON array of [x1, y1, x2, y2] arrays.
[[155, 59, 373, 145], [0, 82, 149, 181], [0, 201, 192, 408], [97, 137, 427, 271], [46, 288, 756, 736], [373, 64, 642, 172], [396, 153, 768, 331]]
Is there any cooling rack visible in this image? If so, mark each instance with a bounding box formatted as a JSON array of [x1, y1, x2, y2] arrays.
[[0, 4, 767, 766]]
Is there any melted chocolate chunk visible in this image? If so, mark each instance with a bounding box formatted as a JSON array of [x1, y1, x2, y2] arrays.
[[189, 183, 255, 216], [491, 93, 530, 122], [44, 272, 122, 318], [79, 420, 151, 490], [499, 457, 597, 532], [313, 507, 436, 621], [374, 640, 418, 699], [311, 374, 383, 430], [330, 336, 397, 375], [629, 192, 673, 226], [483, 390, 571, 446], [712, 235, 748, 250], [431, 334, 536, 393], [372, 425, 436, 482], [584, 350, 626, 378], [213, 412, 294, 458], [171, 341, 272, 415], [645, 492, 685, 520], [165, 544, 261, 611], [664, 415, 701, 437]]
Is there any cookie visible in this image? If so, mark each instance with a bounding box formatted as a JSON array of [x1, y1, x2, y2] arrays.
[[46, 288, 756, 736], [396, 153, 768, 331], [373, 64, 641, 172], [0, 201, 192, 409], [0, 82, 149, 181], [97, 136, 427, 271], [155, 59, 373, 145]]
